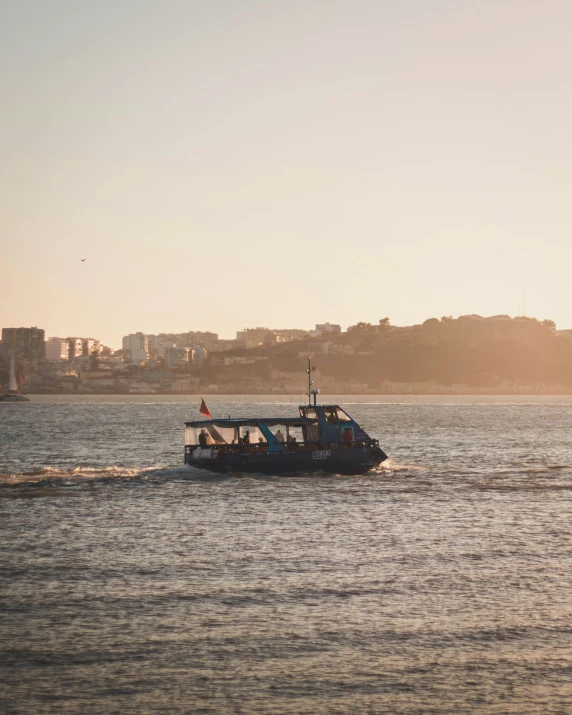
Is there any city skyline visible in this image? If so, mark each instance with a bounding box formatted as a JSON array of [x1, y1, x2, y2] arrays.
[[1, 313, 565, 353], [5, 314, 572, 397], [3, 1, 572, 347]]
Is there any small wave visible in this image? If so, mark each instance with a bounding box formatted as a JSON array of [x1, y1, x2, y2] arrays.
[[375, 459, 427, 473], [473, 480, 572, 493], [495, 464, 570, 474]]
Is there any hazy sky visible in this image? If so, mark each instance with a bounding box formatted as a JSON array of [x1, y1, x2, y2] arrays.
[[2, 0, 572, 347]]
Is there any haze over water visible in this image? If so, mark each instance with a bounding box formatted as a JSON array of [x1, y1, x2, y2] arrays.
[[2, 395, 572, 713]]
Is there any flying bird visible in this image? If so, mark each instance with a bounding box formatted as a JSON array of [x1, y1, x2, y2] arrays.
[[80, 258, 88, 262]]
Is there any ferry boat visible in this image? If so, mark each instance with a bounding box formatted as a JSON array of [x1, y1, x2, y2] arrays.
[[184, 361, 388, 475]]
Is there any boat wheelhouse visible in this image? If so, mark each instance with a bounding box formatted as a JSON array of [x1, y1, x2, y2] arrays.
[[184, 361, 388, 475]]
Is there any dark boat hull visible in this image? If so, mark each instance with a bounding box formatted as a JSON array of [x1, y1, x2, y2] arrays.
[[185, 446, 388, 476], [0, 394, 30, 402]]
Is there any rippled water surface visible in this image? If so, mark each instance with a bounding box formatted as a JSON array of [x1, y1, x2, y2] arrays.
[[2, 395, 572, 714]]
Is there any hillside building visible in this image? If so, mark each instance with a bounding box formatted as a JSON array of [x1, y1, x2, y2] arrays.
[[176, 331, 219, 350], [312, 323, 341, 337], [1, 327, 46, 366], [147, 334, 176, 358], [236, 327, 307, 348], [164, 346, 191, 368], [122, 333, 149, 363], [46, 338, 70, 361], [66, 337, 101, 360], [67, 338, 84, 360]]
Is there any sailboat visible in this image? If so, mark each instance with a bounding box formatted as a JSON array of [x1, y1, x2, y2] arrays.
[[1, 353, 30, 402]]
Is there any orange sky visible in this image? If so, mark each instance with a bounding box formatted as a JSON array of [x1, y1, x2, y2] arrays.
[[2, 1, 572, 347]]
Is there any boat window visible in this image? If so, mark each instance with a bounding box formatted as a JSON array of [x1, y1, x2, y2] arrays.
[[286, 425, 304, 445], [204, 424, 224, 444], [238, 425, 266, 444], [304, 422, 319, 442], [269, 424, 288, 443], [209, 424, 238, 444], [336, 408, 352, 423], [324, 407, 338, 424], [185, 424, 238, 445], [185, 426, 198, 445], [304, 407, 318, 419]]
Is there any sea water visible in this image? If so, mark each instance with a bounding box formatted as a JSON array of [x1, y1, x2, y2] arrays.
[[2, 395, 572, 714]]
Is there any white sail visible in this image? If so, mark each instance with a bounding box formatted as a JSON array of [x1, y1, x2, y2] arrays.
[[8, 354, 18, 392]]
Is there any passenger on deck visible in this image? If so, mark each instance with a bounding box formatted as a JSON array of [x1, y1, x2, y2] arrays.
[[199, 429, 208, 448], [243, 430, 250, 444], [275, 429, 285, 442], [343, 428, 353, 443], [326, 410, 337, 424]]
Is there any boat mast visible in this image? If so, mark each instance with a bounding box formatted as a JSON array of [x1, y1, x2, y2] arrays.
[[8, 333, 18, 393], [306, 357, 315, 406]]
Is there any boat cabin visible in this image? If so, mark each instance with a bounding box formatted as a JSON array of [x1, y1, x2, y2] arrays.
[[184, 404, 377, 457]]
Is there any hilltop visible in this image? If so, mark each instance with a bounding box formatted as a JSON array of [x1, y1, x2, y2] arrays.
[[195, 315, 572, 394]]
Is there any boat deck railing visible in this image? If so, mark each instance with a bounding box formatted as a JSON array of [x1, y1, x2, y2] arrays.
[[185, 439, 379, 458]]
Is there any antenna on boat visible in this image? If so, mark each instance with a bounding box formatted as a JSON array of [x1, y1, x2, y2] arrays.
[[306, 357, 316, 406]]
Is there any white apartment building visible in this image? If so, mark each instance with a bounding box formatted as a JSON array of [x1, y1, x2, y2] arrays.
[[209, 339, 240, 353], [313, 323, 342, 337], [192, 346, 207, 367], [177, 331, 219, 350], [122, 333, 149, 362], [147, 334, 176, 358], [67, 338, 84, 360], [46, 337, 70, 361], [146, 331, 220, 355], [164, 346, 190, 368], [83, 338, 101, 356], [64, 337, 101, 360], [236, 327, 308, 347], [236, 327, 275, 346]]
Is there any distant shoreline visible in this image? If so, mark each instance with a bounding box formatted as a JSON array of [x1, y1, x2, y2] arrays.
[[21, 388, 572, 397]]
